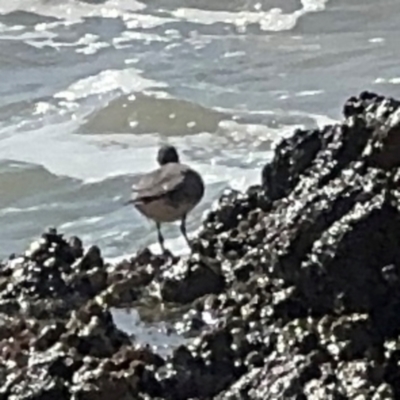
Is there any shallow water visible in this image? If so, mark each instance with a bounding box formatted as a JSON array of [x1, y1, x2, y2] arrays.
[[1, 0, 400, 347], [111, 308, 187, 356]]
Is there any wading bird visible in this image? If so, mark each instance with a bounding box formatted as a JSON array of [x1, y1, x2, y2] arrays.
[[127, 145, 204, 253]]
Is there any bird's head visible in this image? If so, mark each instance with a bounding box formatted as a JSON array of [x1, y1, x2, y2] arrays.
[[157, 145, 180, 165]]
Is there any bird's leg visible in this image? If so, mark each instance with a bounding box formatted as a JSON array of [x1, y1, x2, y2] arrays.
[[180, 215, 193, 278], [180, 215, 191, 249], [156, 222, 166, 254]]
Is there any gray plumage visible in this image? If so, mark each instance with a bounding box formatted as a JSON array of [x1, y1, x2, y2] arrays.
[[128, 145, 204, 252]]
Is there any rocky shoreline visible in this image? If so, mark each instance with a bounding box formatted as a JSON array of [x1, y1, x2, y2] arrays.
[[2, 92, 400, 399]]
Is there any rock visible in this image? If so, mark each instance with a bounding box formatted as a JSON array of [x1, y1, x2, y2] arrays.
[[0, 300, 161, 400], [5, 92, 400, 399], [104, 268, 153, 307], [34, 322, 66, 351], [160, 256, 225, 304], [75, 246, 104, 271], [71, 367, 139, 400], [69, 236, 84, 259]]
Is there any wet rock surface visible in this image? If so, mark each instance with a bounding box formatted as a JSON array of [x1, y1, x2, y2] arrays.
[[3, 92, 400, 398]]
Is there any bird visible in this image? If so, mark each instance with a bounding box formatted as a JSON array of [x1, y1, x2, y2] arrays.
[[127, 145, 205, 253]]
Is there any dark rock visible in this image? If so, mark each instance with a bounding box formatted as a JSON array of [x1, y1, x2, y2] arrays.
[[160, 257, 225, 304], [4, 360, 70, 400], [68, 236, 84, 259], [34, 322, 65, 351], [5, 92, 400, 399], [135, 248, 153, 266], [76, 246, 104, 271], [71, 368, 139, 400], [104, 267, 154, 306]]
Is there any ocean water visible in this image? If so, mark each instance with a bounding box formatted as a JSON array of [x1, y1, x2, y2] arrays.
[[0, 0, 399, 347]]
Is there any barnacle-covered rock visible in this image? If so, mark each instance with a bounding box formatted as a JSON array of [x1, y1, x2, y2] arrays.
[[4, 92, 400, 399]]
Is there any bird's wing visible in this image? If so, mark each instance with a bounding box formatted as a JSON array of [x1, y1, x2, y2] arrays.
[[130, 164, 188, 203]]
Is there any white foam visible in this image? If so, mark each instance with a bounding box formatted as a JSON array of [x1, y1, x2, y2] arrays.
[[295, 90, 325, 97], [0, 22, 111, 53], [124, 13, 176, 29], [0, 0, 146, 22], [0, 0, 172, 53], [0, 0, 330, 57], [0, 205, 47, 217], [0, 115, 265, 187], [113, 31, 170, 49], [374, 77, 400, 85], [54, 68, 167, 102], [369, 37, 385, 44], [301, 0, 329, 12], [0, 29, 57, 41], [169, 0, 330, 32], [0, 23, 25, 35]]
